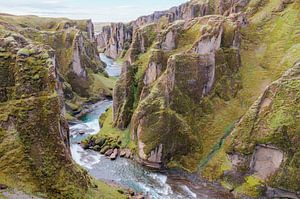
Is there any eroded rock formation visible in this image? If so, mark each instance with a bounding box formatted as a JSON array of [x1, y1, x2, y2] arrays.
[[224, 61, 300, 194], [0, 31, 90, 198], [112, 13, 243, 169]]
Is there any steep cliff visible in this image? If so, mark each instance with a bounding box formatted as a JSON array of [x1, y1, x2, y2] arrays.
[[202, 61, 300, 199], [96, 0, 249, 59], [199, 0, 300, 198], [126, 14, 244, 169], [96, 0, 211, 59], [104, 2, 246, 169], [0, 30, 89, 197], [0, 15, 124, 198], [0, 14, 115, 118], [96, 0, 300, 198]]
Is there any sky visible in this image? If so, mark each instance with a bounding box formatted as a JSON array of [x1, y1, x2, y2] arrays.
[[0, 0, 188, 22]]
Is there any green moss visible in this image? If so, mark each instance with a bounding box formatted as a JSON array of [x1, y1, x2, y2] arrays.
[[84, 180, 126, 199], [235, 176, 263, 198], [172, 21, 201, 54], [92, 108, 135, 151], [17, 48, 30, 56], [90, 73, 116, 97], [99, 109, 108, 128]]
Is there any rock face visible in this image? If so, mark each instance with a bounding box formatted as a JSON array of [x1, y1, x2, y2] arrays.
[[21, 28, 104, 99], [132, 0, 210, 27], [96, 23, 132, 59], [224, 61, 300, 193], [250, 145, 284, 180], [0, 31, 90, 197], [126, 24, 157, 64], [143, 49, 168, 87], [0, 13, 112, 117], [107, 11, 244, 169], [96, 0, 249, 60], [96, 0, 211, 59], [113, 61, 135, 129], [213, 0, 250, 15]]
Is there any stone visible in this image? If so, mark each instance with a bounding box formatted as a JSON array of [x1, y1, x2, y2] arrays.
[[100, 145, 110, 154], [135, 194, 145, 199], [105, 149, 114, 156], [120, 149, 126, 157], [0, 184, 8, 190], [110, 148, 119, 160], [128, 189, 135, 196], [265, 187, 299, 199], [147, 144, 163, 163], [250, 145, 284, 180], [17, 48, 30, 57]]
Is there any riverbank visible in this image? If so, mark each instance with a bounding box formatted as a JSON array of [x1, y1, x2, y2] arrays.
[[68, 54, 235, 199]]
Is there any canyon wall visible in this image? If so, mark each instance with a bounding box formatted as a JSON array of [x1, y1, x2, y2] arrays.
[[0, 30, 91, 198], [0, 14, 123, 198], [97, 0, 300, 198], [0, 14, 117, 117]]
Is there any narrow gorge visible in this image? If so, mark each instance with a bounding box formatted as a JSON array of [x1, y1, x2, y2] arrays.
[[0, 0, 300, 198]]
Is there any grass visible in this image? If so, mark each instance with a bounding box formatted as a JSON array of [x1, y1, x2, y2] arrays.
[[95, 108, 136, 150], [171, 21, 201, 54], [0, 13, 89, 32], [85, 180, 126, 199], [235, 176, 263, 198], [202, 0, 300, 166], [91, 73, 117, 96]]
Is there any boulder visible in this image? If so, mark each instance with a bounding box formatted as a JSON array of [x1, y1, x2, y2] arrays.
[[105, 149, 114, 156], [250, 145, 284, 180], [0, 184, 8, 190], [120, 149, 126, 157], [100, 145, 110, 154], [125, 149, 132, 159], [109, 149, 119, 160]]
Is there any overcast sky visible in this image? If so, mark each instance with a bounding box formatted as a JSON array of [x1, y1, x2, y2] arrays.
[[0, 0, 188, 22]]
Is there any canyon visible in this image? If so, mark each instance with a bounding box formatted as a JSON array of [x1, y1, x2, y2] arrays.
[[0, 0, 300, 198]]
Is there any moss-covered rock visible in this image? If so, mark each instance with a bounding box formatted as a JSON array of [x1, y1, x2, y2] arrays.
[[0, 32, 92, 198], [202, 61, 300, 198], [0, 13, 115, 119], [227, 61, 300, 192], [112, 62, 135, 129], [0, 23, 124, 198]]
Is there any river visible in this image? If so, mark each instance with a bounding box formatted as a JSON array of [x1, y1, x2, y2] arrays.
[[69, 54, 232, 199]]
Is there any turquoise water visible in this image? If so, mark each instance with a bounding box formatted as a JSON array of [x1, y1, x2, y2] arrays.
[[69, 54, 229, 199], [100, 53, 122, 77], [69, 102, 199, 199]]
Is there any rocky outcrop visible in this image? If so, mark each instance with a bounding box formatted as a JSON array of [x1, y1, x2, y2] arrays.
[[20, 28, 104, 98], [112, 61, 135, 129], [96, 0, 249, 60], [143, 49, 168, 87], [96, 23, 132, 59], [213, 0, 250, 15], [0, 14, 113, 116], [132, 0, 210, 27], [250, 145, 284, 180], [200, 60, 300, 198], [96, 0, 210, 59], [223, 61, 300, 194], [126, 24, 157, 64], [96, 25, 111, 48], [111, 13, 244, 169], [0, 31, 91, 197], [157, 21, 184, 52]]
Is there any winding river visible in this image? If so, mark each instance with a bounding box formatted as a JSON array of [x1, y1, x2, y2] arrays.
[[69, 54, 231, 199]]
